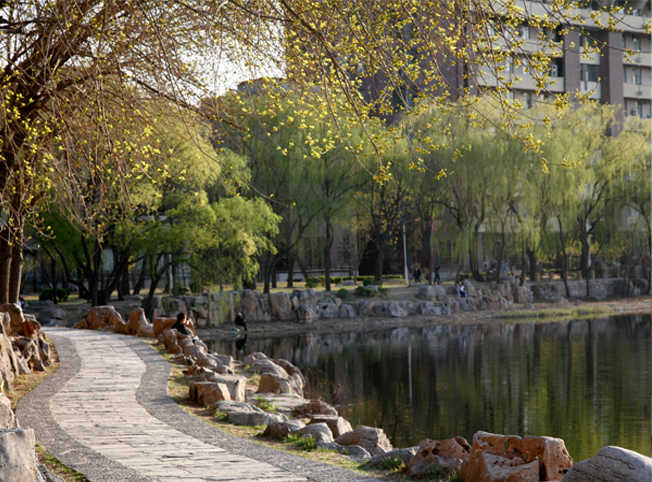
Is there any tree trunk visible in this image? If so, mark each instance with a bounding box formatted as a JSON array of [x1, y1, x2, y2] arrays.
[[8, 229, 23, 303], [374, 237, 387, 283], [495, 224, 506, 282], [262, 251, 272, 294], [579, 217, 591, 279], [519, 243, 526, 287], [296, 256, 310, 285], [558, 216, 571, 298], [526, 245, 537, 281], [144, 254, 167, 321], [133, 259, 147, 295], [324, 221, 334, 291], [469, 228, 483, 282], [286, 254, 295, 288], [0, 226, 12, 304]]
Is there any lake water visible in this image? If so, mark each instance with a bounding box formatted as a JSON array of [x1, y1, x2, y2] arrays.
[[206, 314, 651, 462]]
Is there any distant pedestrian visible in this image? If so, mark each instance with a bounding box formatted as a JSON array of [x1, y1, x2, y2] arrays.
[[433, 264, 440, 284], [234, 312, 248, 332], [414, 267, 421, 284]]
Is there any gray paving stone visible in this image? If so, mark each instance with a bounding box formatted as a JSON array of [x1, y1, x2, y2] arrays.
[[17, 328, 379, 482]]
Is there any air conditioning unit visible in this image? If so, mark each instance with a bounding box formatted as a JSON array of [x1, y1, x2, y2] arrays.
[[637, 91, 643, 95]]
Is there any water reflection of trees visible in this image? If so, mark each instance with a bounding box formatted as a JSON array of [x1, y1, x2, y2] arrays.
[[207, 315, 651, 461]]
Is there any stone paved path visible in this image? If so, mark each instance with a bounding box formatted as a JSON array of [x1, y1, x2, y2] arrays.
[[17, 328, 379, 482]]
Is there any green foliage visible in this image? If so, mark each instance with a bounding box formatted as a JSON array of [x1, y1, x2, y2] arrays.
[[377, 456, 404, 471], [355, 286, 377, 297], [39, 288, 70, 303], [362, 277, 375, 287], [378, 287, 390, 297], [284, 433, 317, 451], [337, 288, 349, 299], [305, 280, 315, 289], [255, 397, 278, 412], [214, 410, 229, 422], [36, 445, 91, 482]]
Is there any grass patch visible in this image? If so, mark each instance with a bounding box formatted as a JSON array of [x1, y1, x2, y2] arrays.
[[255, 397, 278, 412], [283, 433, 317, 451], [36, 444, 91, 482]]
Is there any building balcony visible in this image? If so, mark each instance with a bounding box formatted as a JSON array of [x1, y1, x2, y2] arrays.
[[624, 52, 652, 68], [477, 72, 566, 93], [624, 83, 652, 99]]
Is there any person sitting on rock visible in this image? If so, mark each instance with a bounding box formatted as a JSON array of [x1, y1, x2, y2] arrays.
[[172, 312, 193, 336], [234, 312, 248, 332]]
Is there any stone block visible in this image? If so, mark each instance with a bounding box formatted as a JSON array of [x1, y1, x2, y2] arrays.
[[561, 446, 650, 482], [0, 428, 35, 482], [334, 426, 393, 456]]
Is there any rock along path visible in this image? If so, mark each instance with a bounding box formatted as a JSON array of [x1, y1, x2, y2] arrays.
[[17, 328, 379, 482]]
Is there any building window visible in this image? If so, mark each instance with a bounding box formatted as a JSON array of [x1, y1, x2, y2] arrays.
[[524, 92, 533, 108], [633, 36, 641, 52], [581, 64, 598, 82], [634, 102, 642, 117], [633, 68, 642, 85], [623, 66, 628, 83]]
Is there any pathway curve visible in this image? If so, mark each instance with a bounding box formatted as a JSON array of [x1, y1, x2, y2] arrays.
[[17, 328, 379, 482]]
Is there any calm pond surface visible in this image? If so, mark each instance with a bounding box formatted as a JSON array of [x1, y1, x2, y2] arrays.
[[207, 314, 651, 461]]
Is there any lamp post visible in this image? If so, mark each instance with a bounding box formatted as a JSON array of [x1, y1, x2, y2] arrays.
[[403, 218, 420, 286]]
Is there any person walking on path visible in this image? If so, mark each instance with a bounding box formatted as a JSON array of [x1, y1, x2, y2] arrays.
[[433, 263, 441, 284]]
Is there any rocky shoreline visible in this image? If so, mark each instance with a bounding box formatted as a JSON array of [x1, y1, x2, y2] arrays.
[[67, 302, 652, 482]]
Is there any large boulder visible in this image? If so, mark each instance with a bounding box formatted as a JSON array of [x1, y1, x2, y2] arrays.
[[212, 401, 265, 426], [299, 423, 334, 445], [298, 289, 317, 306], [189, 382, 231, 405], [264, 420, 306, 439], [268, 293, 294, 321], [239, 292, 272, 322], [74, 306, 124, 331], [296, 304, 318, 323], [334, 426, 393, 456], [0, 388, 17, 429], [407, 437, 471, 476], [561, 446, 651, 482], [461, 431, 574, 482], [339, 304, 356, 318], [0, 428, 36, 482], [2, 304, 24, 334], [417, 285, 447, 301], [129, 308, 152, 336], [417, 302, 443, 316], [36, 305, 66, 326], [192, 373, 245, 402], [374, 301, 410, 318], [318, 302, 340, 319], [152, 317, 176, 337], [308, 415, 352, 438], [292, 399, 338, 418]]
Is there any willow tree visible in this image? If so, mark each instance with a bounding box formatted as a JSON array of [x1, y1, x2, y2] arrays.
[[1, 0, 639, 300]]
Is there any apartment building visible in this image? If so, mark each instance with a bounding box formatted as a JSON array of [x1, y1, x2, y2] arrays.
[[491, 0, 651, 118]]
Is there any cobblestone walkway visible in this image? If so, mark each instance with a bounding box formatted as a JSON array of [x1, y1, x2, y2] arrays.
[[17, 328, 379, 482]]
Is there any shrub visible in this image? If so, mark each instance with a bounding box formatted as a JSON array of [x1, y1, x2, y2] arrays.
[[333, 276, 343, 284], [337, 288, 348, 299], [214, 410, 229, 422], [40, 288, 71, 303], [355, 286, 377, 297], [362, 277, 374, 287], [305, 280, 315, 289], [378, 287, 390, 297]]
